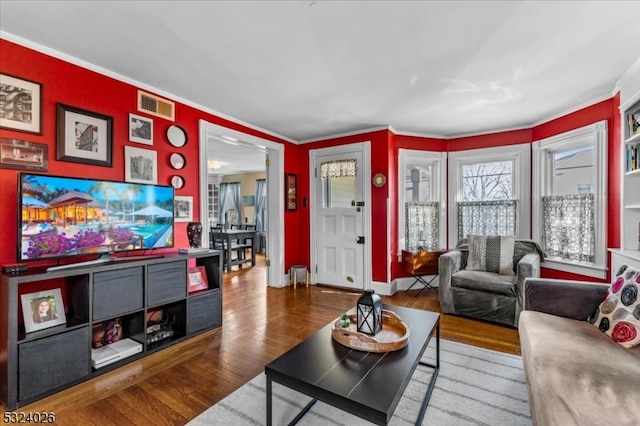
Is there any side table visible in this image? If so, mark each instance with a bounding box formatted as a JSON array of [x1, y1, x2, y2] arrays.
[[402, 249, 446, 296]]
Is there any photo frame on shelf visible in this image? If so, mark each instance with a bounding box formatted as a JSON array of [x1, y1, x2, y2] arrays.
[[285, 173, 297, 211], [57, 103, 113, 167], [0, 138, 48, 171], [174, 195, 193, 222], [128, 113, 153, 145], [20, 289, 66, 333], [0, 73, 42, 134], [188, 266, 208, 293], [124, 145, 157, 184], [91, 318, 123, 348]]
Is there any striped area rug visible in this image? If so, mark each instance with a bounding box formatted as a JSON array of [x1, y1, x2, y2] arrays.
[[188, 339, 532, 425]]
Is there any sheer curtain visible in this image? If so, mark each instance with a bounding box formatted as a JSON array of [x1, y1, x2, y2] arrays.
[[542, 193, 595, 262], [457, 199, 517, 239], [229, 182, 241, 222], [405, 202, 439, 250], [255, 179, 266, 232], [218, 182, 229, 226]]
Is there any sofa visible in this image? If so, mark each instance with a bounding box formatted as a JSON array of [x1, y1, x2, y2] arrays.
[[438, 238, 543, 327], [519, 277, 640, 426]]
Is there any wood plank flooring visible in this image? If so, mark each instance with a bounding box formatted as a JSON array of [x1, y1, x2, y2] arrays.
[[8, 254, 520, 425]]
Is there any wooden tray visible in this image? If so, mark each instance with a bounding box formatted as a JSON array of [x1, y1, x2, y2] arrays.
[[331, 309, 410, 353]]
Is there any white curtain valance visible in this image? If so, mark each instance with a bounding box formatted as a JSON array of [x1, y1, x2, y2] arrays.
[[320, 159, 357, 178]]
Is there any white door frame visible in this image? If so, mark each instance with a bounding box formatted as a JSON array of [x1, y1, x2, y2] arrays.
[[198, 120, 286, 287], [309, 141, 372, 289]]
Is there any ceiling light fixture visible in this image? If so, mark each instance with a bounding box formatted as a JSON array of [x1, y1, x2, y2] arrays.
[[208, 160, 222, 170]]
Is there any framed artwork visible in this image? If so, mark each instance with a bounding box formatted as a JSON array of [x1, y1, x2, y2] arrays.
[[125, 145, 157, 184], [174, 195, 193, 222], [92, 318, 122, 348], [243, 195, 255, 206], [285, 173, 297, 211], [0, 73, 42, 134], [57, 103, 113, 166], [128, 113, 153, 145], [0, 138, 48, 171], [20, 289, 66, 333], [188, 266, 208, 293]]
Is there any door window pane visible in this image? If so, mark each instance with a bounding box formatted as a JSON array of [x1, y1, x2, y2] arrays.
[[322, 176, 355, 208]]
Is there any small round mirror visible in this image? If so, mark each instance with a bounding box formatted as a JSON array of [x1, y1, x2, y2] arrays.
[[170, 175, 185, 189], [170, 152, 186, 170], [167, 125, 187, 147]]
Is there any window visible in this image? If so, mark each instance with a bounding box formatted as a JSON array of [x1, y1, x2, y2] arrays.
[[448, 144, 531, 247], [321, 159, 357, 208], [533, 121, 607, 279], [398, 150, 446, 255]]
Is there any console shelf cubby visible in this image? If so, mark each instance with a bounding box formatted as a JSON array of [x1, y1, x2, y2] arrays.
[[0, 250, 222, 409]]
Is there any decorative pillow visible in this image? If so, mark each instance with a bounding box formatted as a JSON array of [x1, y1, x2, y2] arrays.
[[589, 265, 640, 348], [465, 234, 515, 275]]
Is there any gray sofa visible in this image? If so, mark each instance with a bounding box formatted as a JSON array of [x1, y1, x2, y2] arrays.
[[438, 239, 542, 327], [519, 278, 640, 426]]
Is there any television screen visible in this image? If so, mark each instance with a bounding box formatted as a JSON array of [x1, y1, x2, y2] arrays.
[[18, 173, 174, 262]]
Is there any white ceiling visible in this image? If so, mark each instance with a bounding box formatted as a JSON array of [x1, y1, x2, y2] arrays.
[[2, 1, 640, 174]]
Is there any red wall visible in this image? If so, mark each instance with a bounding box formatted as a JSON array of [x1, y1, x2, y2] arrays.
[[0, 39, 298, 269], [0, 38, 622, 285]]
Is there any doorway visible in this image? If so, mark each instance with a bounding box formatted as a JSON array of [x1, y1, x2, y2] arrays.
[[198, 120, 286, 287], [310, 142, 372, 290]]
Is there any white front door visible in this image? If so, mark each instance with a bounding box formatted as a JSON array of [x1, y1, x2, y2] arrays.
[[311, 143, 369, 289]]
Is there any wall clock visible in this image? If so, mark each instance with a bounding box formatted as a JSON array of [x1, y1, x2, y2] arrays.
[[372, 173, 386, 187]]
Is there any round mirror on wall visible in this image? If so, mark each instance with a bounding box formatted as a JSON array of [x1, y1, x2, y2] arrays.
[[170, 152, 186, 169], [167, 125, 188, 147], [170, 175, 184, 189]]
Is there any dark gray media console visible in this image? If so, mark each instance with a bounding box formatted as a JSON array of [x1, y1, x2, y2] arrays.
[[0, 251, 222, 409]]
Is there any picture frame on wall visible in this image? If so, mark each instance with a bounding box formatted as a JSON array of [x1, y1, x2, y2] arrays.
[[128, 113, 153, 145], [174, 195, 193, 222], [21, 289, 66, 333], [0, 73, 42, 135], [0, 138, 48, 171], [57, 103, 113, 167], [285, 173, 297, 211], [124, 145, 157, 184]]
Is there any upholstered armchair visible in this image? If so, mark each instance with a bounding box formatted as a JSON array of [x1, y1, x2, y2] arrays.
[[438, 237, 543, 328]]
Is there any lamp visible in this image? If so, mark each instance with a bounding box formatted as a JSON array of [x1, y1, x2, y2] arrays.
[[207, 160, 222, 170], [357, 290, 382, 335]]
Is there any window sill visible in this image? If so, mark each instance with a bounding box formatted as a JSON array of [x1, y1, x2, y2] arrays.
[[541, 257, 607, 280]]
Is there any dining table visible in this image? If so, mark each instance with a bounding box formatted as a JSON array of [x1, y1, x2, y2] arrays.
[[211, 228, 257, 272]]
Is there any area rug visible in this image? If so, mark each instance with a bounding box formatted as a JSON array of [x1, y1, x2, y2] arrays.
[[187, 339, 532, 425]]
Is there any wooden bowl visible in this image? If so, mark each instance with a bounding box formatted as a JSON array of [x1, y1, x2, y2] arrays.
[[331, 309, 410, 353]]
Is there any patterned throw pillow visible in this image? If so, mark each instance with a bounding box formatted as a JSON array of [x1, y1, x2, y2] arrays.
[[465, 234, 515, 275], [589, 265, 640, 348]]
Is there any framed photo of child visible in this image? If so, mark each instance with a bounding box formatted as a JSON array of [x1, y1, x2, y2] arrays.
[[21, 289, 66, 333]]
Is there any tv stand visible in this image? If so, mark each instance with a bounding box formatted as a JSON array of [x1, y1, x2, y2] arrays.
[[47, 254, 117, 272], [46, 254, 165, 272], [1, 251, 222, 409]]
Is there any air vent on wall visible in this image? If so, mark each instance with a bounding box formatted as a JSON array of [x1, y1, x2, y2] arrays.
[[137, 90, 175, 121]]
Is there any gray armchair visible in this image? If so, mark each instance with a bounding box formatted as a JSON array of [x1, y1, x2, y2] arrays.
[[438, 238, 543, 327]]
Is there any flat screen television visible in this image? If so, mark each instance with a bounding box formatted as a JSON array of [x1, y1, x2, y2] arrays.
[[18, 172, 175, 270]]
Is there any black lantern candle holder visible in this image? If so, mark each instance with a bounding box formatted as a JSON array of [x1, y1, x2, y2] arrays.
[[357, 290, 383, 335]]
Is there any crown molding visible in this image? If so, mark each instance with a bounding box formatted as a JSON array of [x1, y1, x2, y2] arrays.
[[0, 31, 297, 145]]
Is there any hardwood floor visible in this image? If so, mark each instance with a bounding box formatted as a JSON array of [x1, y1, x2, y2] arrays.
[[9, 255, 520, 425]]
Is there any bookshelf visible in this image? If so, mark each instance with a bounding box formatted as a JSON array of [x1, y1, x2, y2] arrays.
[[611, 77, 640, 273], [0, 251, 222, 409]]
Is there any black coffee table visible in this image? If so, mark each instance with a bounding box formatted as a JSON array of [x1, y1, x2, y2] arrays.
[[265, 304, 440, 425]]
